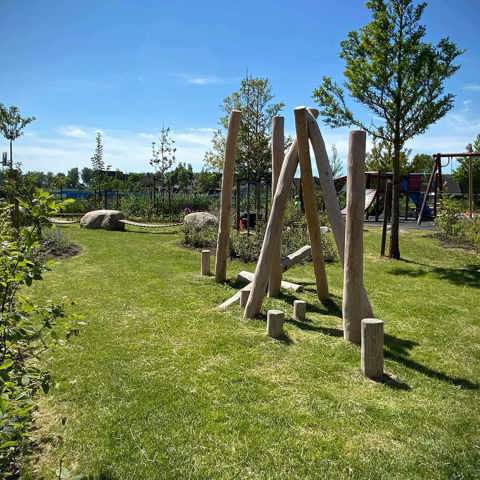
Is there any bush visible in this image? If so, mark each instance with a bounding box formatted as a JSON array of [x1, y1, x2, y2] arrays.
[[181, 224, 217, 249], [435, 198, 480, 251], [435, 198, 465, 239], [0, 191, 75, 478], [121, 193, 214, 222]]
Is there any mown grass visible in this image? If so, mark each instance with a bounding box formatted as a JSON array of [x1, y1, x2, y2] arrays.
[[25, 225, 479, 479]]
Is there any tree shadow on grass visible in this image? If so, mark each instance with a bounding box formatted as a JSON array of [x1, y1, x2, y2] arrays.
[[277, 291, 343, 319], [287, 319, 478, 390], [388, 260, 480, 289]]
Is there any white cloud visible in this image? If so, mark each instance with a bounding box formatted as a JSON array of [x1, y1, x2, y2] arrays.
[[57, 125, 89, 139], [5, 125, 215, 173], [172, 73, 225, 86], [463, 83, 480, 92]]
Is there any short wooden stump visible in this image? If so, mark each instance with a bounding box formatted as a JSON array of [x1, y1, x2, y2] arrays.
[[267, 310, 284, 339], [361, 318, 384, 379], [201, 249, 211, 276], [239, 289, 250, 308], [293, 300, 306, 321]]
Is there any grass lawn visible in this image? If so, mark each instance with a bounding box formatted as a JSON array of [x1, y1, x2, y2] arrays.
[[25, 225, 479, 479]]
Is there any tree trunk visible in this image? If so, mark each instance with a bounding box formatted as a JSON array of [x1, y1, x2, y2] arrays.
[[389, 142, 401, 259]]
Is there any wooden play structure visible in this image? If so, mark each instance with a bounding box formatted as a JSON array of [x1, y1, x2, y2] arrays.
[[209, 106, 375, 349]]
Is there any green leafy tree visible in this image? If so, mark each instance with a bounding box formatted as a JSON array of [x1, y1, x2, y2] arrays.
[[409, 153, 432, 173], [454, 135, 480, 198], [312, 0, 463, 259], [150, 127, 176, 187], [66, 167, 80, 189], [365, 138, 410, 173], [204, 74, 284, 181], [330, 144, 344, 178], [0, 105, 35, 167]]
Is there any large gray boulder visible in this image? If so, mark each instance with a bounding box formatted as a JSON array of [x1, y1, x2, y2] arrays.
[[184, 211, 218, 228], [80, 210, 125, 231]]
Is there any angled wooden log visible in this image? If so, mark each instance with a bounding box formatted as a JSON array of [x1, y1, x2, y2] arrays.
[[268, 115, 285, 297], [280, 245, 311, 271], [306, 108, 346, 262], [294, 107, 329, 301], [243, 111, 320, 319], [237, 271, 303, 292], [217, 283, 252, 311], [215, 109, 241, 283], [342, 131, 372, 344], [306, 109, 373, 316]]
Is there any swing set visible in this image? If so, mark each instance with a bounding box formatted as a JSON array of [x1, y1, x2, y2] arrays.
[[417, 151, 480, 224]]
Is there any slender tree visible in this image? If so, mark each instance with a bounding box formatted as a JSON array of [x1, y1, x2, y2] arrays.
[[330, 144, 344, 178], [150, 127, 176, 186], [0, 105, 35, 168], [312, 0, 462, 258]]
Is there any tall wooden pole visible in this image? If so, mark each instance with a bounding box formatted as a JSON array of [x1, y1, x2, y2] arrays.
[[215, 109, 241, 283], [380, 180, 392, 257], [268, 115, 285, 297], [469, 157, 473, 218], [244, 111, 320, 319], [306, 109, 372, 316], [294, 107, 329, 300], [343, 131, 370, 345]]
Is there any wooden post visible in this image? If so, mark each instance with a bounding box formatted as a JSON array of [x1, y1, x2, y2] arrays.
[[417, 159, 437, 225], [239, 289, 249, 308], [244, 112, 320, 319], [215, 109, 241, 283], [236, 179, 241, 231], [342, 131, 370, 345], [306, 109, 373, 316], [201, 249, 211, 276], [294, 107, 328, 300], [361, 319, 384, 379], [380, 180, 392, 257], [375, 170, 382, 222], [266, 310, 284, 338], [469, 157, 473, 218], [293, 300, 306, 322], [268, 115, 285, 297]]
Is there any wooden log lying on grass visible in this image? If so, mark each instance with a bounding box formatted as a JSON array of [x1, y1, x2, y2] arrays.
[[217, 283, 252, 311], [237, 271, 303, 292], [280, 245, 311, 271]]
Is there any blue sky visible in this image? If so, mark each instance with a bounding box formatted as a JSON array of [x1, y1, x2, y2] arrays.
[[1, 0, 479, 174]]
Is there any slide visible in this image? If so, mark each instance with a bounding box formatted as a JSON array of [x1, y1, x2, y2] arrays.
[[341, 188, 377, 214], [409, 191, 433, 220]]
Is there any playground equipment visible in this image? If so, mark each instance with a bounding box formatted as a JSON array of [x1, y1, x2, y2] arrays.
[[417, 151, 480, 224], [208, 105, 382, 377]]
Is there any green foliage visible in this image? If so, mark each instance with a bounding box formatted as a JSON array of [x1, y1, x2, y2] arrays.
[[453, 134, 480, 194], [0, 191, 74, 478], [120, 193, 213, 222], [182, 213, 337, 264], [435, 198, 480, 251], [204, 74, 284, 180], [181, 224, 217, 250], [150, 127, 176, 184], [409, 153, 432, 173]]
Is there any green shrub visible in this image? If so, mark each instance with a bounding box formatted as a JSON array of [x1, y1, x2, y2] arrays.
[[0, 191, 75, 478], [181, 224, 217, 249], [435, 198, 465, 239], [465, 217, 480, 251]]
